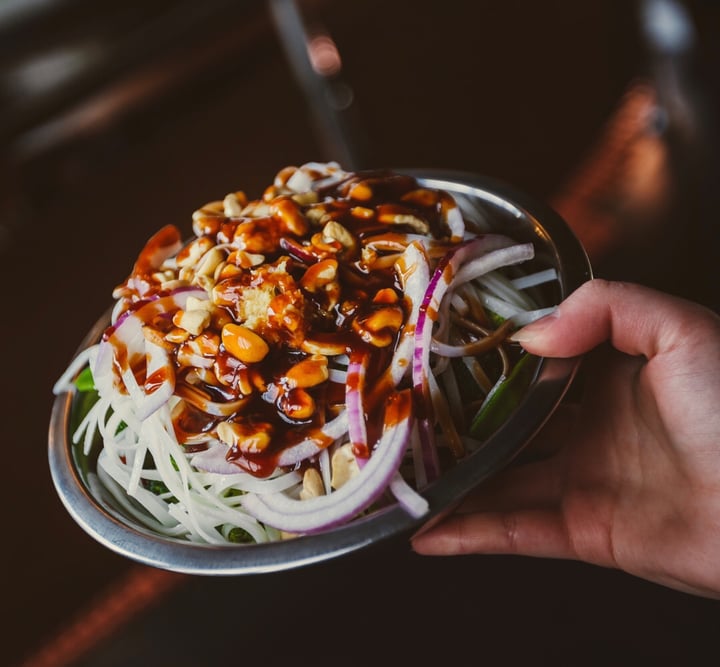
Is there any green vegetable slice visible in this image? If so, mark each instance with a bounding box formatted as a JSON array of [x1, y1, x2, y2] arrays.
[[74, 366, 96, 393], [469, 352, 539, 440]]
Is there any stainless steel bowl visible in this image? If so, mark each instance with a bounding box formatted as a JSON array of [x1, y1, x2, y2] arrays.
[[48, 171, 592, 575]]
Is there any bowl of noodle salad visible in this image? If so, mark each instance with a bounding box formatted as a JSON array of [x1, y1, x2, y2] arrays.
[[49, 162, 591, 574]]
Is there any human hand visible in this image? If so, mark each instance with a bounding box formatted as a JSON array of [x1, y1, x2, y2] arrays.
[[411, 279, 720, 598]]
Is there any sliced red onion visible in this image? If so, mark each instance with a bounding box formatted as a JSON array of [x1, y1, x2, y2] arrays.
[[175, 383, 249, 417], [113, 317, 147, 408], [138, 337, 176, 421], [413, 236, 534, 395], [346, 350, 369, 459], [453, 243, 534, 285], [365, 241, 431, 414], [279, 237, 317, 264], [287, 161, 348, 192], [242, 391, 414, 533], [408, 419, 428, 489], [391, 241, 430, 385], [90, 334, 115, 399], [430, 319, 515, 358], [276, 412, 349, 467], [415, 416, 441, 482], [442, 199, 465, 242], [104, 286, 206, 338], [364, 233, 430, 252], [126, 224, 183, 296], [412, 234, 517, 400], [389, 472, 429, 518], [191, 442, 238, 475], [412, 236, 534, 475], [91, 288, 207, 420]]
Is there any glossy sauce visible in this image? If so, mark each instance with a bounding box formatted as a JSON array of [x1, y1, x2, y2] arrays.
[[115, 168, 461, 477]]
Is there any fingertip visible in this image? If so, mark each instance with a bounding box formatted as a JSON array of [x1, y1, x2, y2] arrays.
[[509, 310, 560, 345]]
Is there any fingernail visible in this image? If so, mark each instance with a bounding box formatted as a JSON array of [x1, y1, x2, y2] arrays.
[[510, 310, 559, 343]]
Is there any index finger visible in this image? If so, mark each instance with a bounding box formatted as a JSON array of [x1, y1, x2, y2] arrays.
[[511, 279, 720, 360]]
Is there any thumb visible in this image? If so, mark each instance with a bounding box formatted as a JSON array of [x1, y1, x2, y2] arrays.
[[511, 279, 717, 360]]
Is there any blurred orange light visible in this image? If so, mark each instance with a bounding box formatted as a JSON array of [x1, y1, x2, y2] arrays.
[[307, 34, 342, 76]]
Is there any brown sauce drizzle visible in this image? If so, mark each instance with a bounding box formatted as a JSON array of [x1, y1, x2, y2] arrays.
[[114, 168, 460, 477]]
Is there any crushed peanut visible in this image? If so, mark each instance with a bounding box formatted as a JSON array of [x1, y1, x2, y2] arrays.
[[331, 443, 360, 489], [221, 324, 270, 363], [112, 162, 464, 478], [299, 468, 325, 500], [173, 308, 211, 336]]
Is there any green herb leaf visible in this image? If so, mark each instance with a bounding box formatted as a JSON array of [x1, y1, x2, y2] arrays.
[[227, 527, 254, 544], [74, 366, 96, 392]]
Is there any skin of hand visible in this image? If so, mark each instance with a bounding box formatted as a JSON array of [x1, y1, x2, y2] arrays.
[[411, 279, 720, 598]]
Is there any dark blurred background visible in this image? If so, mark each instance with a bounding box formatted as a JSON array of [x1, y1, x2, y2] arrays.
[[2, 1, 719, 665]]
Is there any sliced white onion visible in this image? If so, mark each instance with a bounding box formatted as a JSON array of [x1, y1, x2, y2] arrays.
[[477, 270, 536, 310], [412, 234, 518, 399], [276, 412, 349, 467], [389, 472, 429, 518], [138, 337, 176, 421], [391, 241, 431, 386], [412, 236, 536, 477], [191, 442, 239, 475], [452, 243, 534, 286], [91, 288, 207, 420], [174, 384, 248, 417], [510, 306, 558, 327], [511, 267, 558, 290], [52, 345, 97, 395]]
